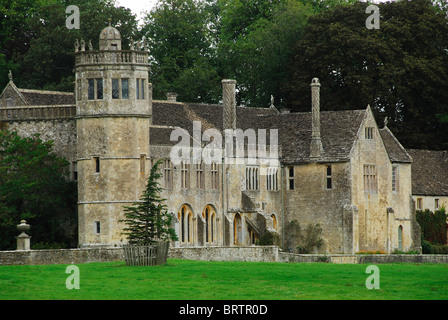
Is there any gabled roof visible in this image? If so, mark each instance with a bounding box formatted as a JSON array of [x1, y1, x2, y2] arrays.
[[150, 101, 366, 164], [18, 88, 74, 106], [406, 149, 448, 196], [0, 79, 74, 107], [379, 126, 412, 163]]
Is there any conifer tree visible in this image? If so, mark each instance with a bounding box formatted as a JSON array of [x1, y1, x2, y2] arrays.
[[121, 160, 178, 245]]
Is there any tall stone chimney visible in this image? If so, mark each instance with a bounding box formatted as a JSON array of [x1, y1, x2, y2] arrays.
[[310, 78, 323, 158], [222, 79, 237, 130]]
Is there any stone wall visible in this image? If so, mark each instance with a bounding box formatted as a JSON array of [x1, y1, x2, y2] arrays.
[[278, 252, 448, 264], [0, 247, 124, 265], [2, 118, 77, 162], [168, 246, 279, 262], [1, 246, 448, 265], [0, 246, 278, 265]]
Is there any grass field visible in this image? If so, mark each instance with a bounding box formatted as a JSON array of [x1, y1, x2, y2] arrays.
[[0, 259, 447, 300]]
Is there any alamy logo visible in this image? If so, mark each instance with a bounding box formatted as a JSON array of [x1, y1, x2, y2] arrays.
[[169, 121, 279, 171], [365, 265, 380, 289], [366, 5, 380, 30], [65, 265, 80, 289], [66, 5, 80, 30]]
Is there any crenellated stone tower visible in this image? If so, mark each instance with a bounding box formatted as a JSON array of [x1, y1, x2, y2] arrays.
[[74, 21, 151, 247]]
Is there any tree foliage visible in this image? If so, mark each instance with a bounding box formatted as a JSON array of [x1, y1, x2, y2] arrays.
[[284, 0, 448, 149], [0, 0, 138, 90], [0, 130, 77, 250], [121, 160, 178, 245], [416, 207, 447, 245], [141, 0, 221, 103]]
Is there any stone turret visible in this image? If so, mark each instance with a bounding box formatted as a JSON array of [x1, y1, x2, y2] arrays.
[[74, 21, 151, 247]]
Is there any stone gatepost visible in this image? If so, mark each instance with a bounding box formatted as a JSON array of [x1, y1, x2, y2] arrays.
[[16, 220, 31, 251]]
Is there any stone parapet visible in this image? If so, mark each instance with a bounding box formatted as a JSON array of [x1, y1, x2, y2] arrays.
[[0, 105, 76, 121]]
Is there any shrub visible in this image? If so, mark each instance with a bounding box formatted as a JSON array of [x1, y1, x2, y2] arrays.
[[416, 207, 447, 245]]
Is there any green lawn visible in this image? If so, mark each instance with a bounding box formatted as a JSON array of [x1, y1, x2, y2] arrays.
[[0, 259, 447, 300]]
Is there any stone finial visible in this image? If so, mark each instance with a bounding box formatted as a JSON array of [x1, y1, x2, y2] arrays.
[[80, 38, 85, 51], [270, 95, 274, 108], [16, 220, 31, 251], [130, 39, 135, 50], [74, 39, 79, 52], [108, 17, 112, 27], [88, 40, 93, 51], [8, 70, 12, 81], [384, 116, 388, 128]]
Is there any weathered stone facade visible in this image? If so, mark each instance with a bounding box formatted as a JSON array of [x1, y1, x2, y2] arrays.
[[0, 24, 427, 254]]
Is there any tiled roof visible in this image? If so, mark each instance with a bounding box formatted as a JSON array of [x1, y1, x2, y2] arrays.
[[18, 89, 75, 106], [150, 101, 366, 164], [407, 149, 448, 196], [379, 126, 412, 163]]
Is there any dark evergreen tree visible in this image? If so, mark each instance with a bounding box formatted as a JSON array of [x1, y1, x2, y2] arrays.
[[121, 160, 178, 244]]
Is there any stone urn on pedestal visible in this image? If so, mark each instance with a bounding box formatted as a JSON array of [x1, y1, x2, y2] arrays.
[[16, 220, 31, 251]]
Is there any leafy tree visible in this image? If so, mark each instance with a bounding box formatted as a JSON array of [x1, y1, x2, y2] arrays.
[[218, 0, 312, 107], [284, 0, 448, 149], [141, 0, 221, 103], [0, 130, 77, 250], [1, 0, 138, 91], [121, 160, 178, 245]]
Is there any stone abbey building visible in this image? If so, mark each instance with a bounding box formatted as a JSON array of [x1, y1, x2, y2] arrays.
[[0, 24, 422, 253]]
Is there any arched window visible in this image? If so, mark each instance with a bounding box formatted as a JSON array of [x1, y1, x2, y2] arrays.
[[398, 225, 403, 251], [178, 204, 194, 244], [202, 205, 217, 244]]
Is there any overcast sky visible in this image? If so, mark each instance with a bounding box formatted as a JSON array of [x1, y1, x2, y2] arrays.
[[115, 0, 158, 23]]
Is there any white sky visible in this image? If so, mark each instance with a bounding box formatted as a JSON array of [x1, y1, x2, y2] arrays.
[[115, 0, 158, 23]]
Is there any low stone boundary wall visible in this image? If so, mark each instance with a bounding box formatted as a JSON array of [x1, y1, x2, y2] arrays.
[[168, 246, 279, 262], [2, 246, 448, 265], [278, 252, 448, 264], [0, 247, 124, 265], [0, 246, 278, 265]]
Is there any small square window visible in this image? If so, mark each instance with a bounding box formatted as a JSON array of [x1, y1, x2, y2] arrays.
[[95, 221, 101, 234], [365, 127, 374, 139], [88, 79, 95, 100], [94, 157, 100, 173], [96, 79, 103, 99], [288, 166, 294, 190], [122, 78, 129, 99], [112, 79, 119, 99], [326, 165, 332, 189]]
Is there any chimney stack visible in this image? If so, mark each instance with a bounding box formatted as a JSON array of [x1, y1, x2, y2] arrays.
[[310, 78, 323, 158], [166, 92, 178, 102], [222, 79, 237, 130]]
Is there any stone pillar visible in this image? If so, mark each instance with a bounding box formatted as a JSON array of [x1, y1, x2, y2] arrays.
[[310, 78, 323, 158], [222, 79, 236, 131], [16, 220, 31, 251]]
